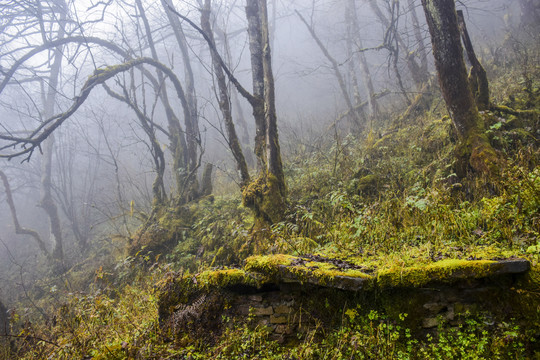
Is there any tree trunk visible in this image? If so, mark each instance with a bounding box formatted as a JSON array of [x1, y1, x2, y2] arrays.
[[40, 136, 64, 262], [407, 0, 429, 75], [0, 171, 49, 256], [201, 0, 250, 187], [161, 0, 200, 178], [166, 1, 286, 224], [243, 0, 287, 225], [200, 163, 213, 197], [368, 0, 428, 89], [245, 0, 267, 167], [139, 0, 197, 203], [39, 3, 67, 263], [347, 0, 380, 123], [457, 10, 490, 111], [421, 0, 498, 176]]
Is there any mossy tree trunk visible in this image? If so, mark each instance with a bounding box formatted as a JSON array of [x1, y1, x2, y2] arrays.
[[244, 0, 287, 225], [457, 10, 490, 111], [421, 0, 499, 176]]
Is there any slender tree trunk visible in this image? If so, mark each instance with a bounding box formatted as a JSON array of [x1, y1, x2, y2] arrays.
[[457, 10, 490, 111], [0, 299, 7, 336], [102, 81, 168, 205], [166, 2, 286, 224], [407, 0, 429, 75], [296, 9, 364, 130], [421, 0, 498, 176], [161, 0, 200, 177], [39, 2, 67, 263], [137, 0, 195, 203], [245, 0, 267, 168], [213, 23, 255, 168], [368, 0, 427, 88], [200, 163, 213, 197], [201, 0, 250, 186], [347, 0, 380, 122]]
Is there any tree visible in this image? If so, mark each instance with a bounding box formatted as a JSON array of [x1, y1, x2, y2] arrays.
[[421, 0, 499, 176], [170, 0, 287, 225], [201, 0, 250, 187], [296, 9, 365, 129]]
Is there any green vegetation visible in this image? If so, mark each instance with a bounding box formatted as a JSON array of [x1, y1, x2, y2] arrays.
[[2, 14, 539, 360]]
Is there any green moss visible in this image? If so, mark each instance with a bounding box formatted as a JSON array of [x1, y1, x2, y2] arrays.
[[245, 254, 373, 289], [377, 259, 498, 288], [244, 254, 295, 275], [197, 268, 262, 289], [356, 174, 380, 195], [128, 206, 190, 256]]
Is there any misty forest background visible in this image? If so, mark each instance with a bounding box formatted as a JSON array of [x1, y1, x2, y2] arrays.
[[0, 0, 539, 358]]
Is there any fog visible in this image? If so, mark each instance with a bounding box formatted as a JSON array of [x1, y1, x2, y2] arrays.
[[0, 0, 523, 305]]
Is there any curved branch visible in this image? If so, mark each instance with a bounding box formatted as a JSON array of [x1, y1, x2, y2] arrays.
[[0, 36, 164, 98], [0, 57, 189, 160]]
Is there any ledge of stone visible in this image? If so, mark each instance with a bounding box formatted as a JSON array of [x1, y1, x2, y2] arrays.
[[243, 255, 530, 291]]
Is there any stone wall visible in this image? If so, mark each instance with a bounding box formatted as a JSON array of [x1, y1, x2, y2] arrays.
[[159, 259, 536, 342]]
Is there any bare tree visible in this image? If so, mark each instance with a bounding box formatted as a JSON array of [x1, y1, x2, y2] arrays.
[[201, 0, 250, 187], [296, 9, 365, 129], [367, 0, 428, 92], [168, 0, 287, 225]]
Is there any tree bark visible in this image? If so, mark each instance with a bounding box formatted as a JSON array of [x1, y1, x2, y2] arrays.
[[246, 0, 267, 167], [201, 0, 250, 187], [421, 0, 498, 176], [137, 0, 196, 203], [243, 0, 287, 225], [160, 0, 200, 179], [407, 0, 429, 75], [457, 10, 490, 111]]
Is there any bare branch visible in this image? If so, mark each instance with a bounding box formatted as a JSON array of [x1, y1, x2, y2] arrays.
[[0, 57, 189, 160], [0, 170, 49, 256]]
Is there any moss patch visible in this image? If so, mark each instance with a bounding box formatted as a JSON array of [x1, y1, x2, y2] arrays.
[[377, 259, 498, 288]]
